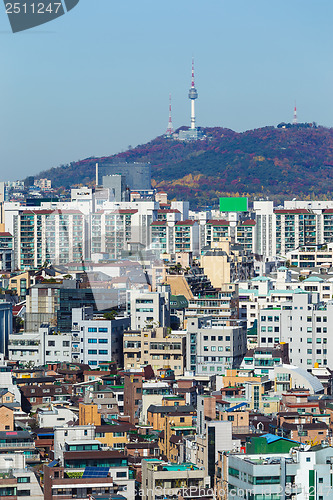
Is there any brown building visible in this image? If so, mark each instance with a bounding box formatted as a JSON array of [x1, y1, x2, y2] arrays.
[[18, 379, 72, 411], [123, 327, 186, 376], [79, 403, 101, 426], [123, 372, 144, 424], [0, 405, 14, 431]]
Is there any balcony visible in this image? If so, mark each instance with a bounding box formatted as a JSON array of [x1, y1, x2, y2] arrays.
[[0, 442, 35, 450]]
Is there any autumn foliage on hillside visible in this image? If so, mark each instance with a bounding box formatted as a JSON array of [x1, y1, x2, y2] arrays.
[[37, 125, 333, 208]]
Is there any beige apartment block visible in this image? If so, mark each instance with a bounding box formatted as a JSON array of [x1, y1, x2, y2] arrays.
[[123, 327, 185, 376]]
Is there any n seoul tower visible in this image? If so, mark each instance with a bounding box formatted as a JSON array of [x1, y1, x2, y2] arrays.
[[188, 58, 198, 130]]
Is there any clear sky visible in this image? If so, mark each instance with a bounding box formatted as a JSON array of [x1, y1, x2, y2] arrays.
[[1, 0, 333, 180]]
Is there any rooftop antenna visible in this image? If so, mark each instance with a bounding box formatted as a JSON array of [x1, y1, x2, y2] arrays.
[[166, 93, 174, 135], [293, 101, 297, 125]]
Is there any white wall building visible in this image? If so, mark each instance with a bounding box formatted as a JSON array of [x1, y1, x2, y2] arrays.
[[126, 286, 170, 330], [258, 291, 333, 369], [9, 326, 71, 367], [71, 307, 130, 368], [186, 316, 247, 375]]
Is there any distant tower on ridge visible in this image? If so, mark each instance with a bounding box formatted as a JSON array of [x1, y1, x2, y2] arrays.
[[176, 58, 204, 141], [166, 93, 174, 136], [188, 58, 198, 129], [293, 101, 297, 125]]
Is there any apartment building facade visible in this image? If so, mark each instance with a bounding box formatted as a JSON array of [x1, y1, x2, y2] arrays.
[[123, 326, 185, 375], [186, 316, 247, 375], [258, 291, 333, 369]]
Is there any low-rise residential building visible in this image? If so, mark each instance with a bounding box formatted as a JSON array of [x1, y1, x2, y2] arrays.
[[186, 316, 247, 375], [141, 459, 209, 500], [225, 445, 333, 500], [123, 327, 185, 375], [126, 287, 171, 330], [71, 307, 130, 368], [9, 325, 71, 367]]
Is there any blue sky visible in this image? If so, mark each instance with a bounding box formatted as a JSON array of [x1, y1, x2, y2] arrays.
[[1, 0, 333, 180]]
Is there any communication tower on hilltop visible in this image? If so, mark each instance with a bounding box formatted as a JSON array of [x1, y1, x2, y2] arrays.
[[293, 101, 298, 125], [188, 58, 198, 130], [166, 93, 174, 136], [177, 58, 203, 141]]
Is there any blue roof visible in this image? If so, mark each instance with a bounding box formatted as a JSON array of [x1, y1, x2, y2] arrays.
[[47, 460, 58, 467], [82, 467, 110, 478], [226, 402, 247, 412], [261, 433, 299, 444]]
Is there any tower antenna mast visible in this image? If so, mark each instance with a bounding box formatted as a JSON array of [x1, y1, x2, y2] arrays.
[[188, 58, 198, 130], [293, 101, 297, 125], [166, 93, 174, 135]]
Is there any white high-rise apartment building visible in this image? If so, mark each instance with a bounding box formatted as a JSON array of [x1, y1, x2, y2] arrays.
[[13, 209, 86, 269], [258, 291, 333, 369]]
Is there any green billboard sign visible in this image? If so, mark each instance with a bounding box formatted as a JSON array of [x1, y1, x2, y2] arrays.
[[219, 197, 248, 212]]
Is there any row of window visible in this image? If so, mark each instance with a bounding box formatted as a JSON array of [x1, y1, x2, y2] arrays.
[[203, 346, 230, 352], [87, 339, 108, 344]]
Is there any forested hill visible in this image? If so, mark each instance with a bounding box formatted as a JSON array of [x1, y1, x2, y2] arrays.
[[37, 125, 333, 208]]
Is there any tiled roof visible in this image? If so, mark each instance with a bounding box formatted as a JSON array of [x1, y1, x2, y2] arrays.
[[206, 219, 229, 226]]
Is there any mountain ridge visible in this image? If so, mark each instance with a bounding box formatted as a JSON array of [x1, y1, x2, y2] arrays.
[[36, 125, 333, 208]]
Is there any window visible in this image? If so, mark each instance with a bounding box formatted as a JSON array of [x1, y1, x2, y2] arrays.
[[211, 346, 216, 352], [99, 350, 108, 355], [88, 327, 97, 332], [88, 339, 97, 344], [17, 478, 30, 483], [218, 346, 223, 352], [88, 350, 97, 355], [203, 336, 208, 341], [261, 327, 266, 332], [48, 341, 55, 346], [99, 339, 108, 344], [98, 328, 108, 332], [218, 336, 223, 341], [204, 346, 208, 352]]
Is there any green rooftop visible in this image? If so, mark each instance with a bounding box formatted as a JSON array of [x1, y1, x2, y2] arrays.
[[162, 463, 198, 471]]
